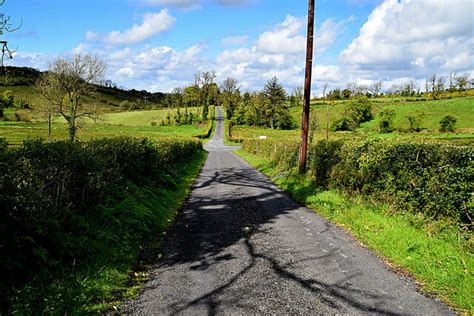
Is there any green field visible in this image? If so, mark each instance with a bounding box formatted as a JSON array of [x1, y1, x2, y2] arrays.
[[229, 96, 474, 145], [0, 107, 208, 146]]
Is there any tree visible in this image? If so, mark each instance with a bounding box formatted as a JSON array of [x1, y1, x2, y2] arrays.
[[261, 76, 289, 129], [455, 74, 469, 91], [378, 108, 395, 133], [36, 54, 106, 142], [194, 71, 216, 120], [439, 115, 457, 132], [346, 97, 373, 127], [0, 0, 21, 67], [370, 81, 383, 97], [220, 77, 240, 119]]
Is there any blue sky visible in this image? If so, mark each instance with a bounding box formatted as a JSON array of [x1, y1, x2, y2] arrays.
[[3, 0, 474, 94]]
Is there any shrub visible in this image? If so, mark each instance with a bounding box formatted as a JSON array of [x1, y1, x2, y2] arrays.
[[330, 141, 473, 223], [331, 117, 352, 131], [14, 111, 32, 122], [244, 138, 473, 224], [2, 90, 14, 108], [439, 115, 457, 132], [308, 140, 344, 187], [378, 108, 396, 133], [406, 111, 425, 132], [347, 97, 373, 126], [0, 137, 203, 311]]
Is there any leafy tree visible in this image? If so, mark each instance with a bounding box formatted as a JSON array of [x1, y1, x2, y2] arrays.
[[406, 111, 425, 132], [378, 108, 395, 133], [439, 115, 457, 132], [183, 85, 200, 108], [2, 89, 13, 107], [261, 76, 292, 129], [331, 117, 352, 131], [346, 97, 373, 126], [341, 88, 351, 99], [36, 54, 106, 142]]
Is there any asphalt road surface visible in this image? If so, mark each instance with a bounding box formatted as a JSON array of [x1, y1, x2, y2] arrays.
[[123, 107, 452, 315]]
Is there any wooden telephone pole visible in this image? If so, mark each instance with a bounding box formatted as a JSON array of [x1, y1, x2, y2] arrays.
[[299, 0, 315, 173]]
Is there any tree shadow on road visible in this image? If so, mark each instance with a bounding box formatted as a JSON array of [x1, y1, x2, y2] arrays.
[[125, 153, 398, 315]]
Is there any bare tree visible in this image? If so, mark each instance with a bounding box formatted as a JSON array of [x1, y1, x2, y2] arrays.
[[220, 77, 240, 119], [346, 82, 358, 95], [194, 71, 216, 120], [455, 74, 469, 91], [0, 0, 21, 67], [448, 72, 457, 92], [36, 54, 106, 142], [370, 81, 383, 97]]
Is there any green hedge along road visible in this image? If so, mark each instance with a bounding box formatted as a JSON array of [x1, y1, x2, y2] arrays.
[[123, 107, 453, 314]]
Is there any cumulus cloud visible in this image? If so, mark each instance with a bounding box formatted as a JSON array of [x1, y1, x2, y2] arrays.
[[86, 10, 175, 46], [257, 15, 306, 54], [340, 0, 474, 78]]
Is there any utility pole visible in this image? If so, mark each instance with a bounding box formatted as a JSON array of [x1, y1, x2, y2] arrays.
[[299, 0, 315, 173]]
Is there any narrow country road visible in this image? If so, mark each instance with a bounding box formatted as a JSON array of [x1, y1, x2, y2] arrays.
[[123, 107, 452, 315]]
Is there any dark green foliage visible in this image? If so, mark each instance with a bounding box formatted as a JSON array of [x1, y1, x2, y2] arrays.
[[331, 117, 352, 131], [0, 67, 41, 86], [0, 137, 203, 312], [378, 108, 396, 133], [331, 141, 473, 223], [347, 97, 373, 126], [232, 77, 295, 130], [243, 138, 473, 224], [406, 111, 425, 132], [439, 115, 457, 132], [308, 140, 344, 187]]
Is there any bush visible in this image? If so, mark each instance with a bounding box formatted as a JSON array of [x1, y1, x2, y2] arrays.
[[308, 140, 344, 187], [0, 137, 203, 312], [14, 111, 32, 122], [330, 141, 473, 222], [244, 138, 473, 224], [439, 115, 457, 132], [331, 117, 352, 131], [347, 97, 373, 126], [406, 111, 425, 132], [378, 108, 396, 133]]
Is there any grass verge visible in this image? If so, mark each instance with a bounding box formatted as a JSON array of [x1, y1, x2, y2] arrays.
[[11, 150, 207, 314], [236, 149, 473, 313]]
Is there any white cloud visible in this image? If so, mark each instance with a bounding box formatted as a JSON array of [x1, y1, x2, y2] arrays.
[[340, 0, 474, 78], [221, 35, 249, 46], [86, 10, 175, 46], [257, 15, 306, 54], [71, 43, 89, 55]]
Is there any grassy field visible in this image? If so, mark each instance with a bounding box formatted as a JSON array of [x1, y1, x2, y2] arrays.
[[96, 107, 202, 126], [0, 107, 209, 146], [237, 149, 473, 313], [229, 96, 473, 145], [290, 95, 474, 132]]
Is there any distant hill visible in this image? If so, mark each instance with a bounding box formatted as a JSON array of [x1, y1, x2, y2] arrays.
[[0, 66, 167, 110]]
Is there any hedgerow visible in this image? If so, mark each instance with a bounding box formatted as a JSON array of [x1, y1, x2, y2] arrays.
[[242, 138, 473, 224], [0, 137, 202, 312]]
